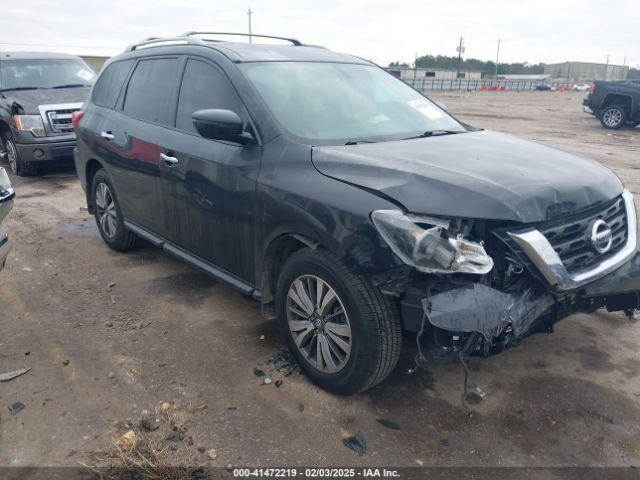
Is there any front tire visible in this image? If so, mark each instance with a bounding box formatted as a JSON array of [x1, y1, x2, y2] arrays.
[[276, 248, 402, 394], [600, 105, 627, 129], [2, 131, 36, 176], [91, 169, 137, 251]]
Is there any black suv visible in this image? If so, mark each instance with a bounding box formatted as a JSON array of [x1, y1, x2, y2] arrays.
[[0, 52, 95, 176], [74, 33, 640, 394]]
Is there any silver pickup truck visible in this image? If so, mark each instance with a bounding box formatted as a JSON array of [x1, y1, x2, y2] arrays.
[[0, 167, 14, 270]]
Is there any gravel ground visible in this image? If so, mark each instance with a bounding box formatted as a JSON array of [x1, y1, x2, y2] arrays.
[[1, 91, 640, 474]]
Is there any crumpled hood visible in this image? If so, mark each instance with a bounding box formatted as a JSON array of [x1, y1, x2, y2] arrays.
[[311, 130, 623, 223], [2, 87, 89, 114]]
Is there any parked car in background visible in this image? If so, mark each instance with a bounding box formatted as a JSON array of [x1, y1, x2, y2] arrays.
[[75, 33, 640, 394], [535, 83, 553, 91], [572, 83, 590, 92], [0, 52, 96, 176], [583, 80, 640, 129], [0, 167, 14, 270]]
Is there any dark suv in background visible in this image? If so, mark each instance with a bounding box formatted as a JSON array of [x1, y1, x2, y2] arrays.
[[74, 33, 640, 394], [0, 52, 95, 176], [583, 80, 640, 129]]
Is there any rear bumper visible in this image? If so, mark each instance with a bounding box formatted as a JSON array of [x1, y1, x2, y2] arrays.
[[15, 139, 77, 164]]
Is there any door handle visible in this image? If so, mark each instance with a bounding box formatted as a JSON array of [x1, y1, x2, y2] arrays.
[[100, 131, 115, 141], [160, 152, 179, 166]]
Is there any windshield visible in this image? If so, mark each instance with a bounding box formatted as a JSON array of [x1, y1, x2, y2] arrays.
[[0, 58, 96, 90], [242, 62, 466, 144]]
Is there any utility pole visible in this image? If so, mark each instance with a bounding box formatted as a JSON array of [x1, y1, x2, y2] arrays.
[[495, 38, 501, 78], [606, 53, 610, 80], [247, 8, 253, 44], [622, 56, 627, 80], [456, 37, 465, 79]]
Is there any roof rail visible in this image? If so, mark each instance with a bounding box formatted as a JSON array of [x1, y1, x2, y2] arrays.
[[182, 31, 303, 46], [124, 35, 207, 52]]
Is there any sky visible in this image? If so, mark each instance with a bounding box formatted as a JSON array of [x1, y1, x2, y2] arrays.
[[1, 0, 638, 68]]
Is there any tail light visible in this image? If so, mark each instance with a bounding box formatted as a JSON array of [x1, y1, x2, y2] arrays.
[[71, 111, 84, 131], [589, 83, 596, 95]]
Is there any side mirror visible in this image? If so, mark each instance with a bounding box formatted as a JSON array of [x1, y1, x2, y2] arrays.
[[192, 109, 254, 145]]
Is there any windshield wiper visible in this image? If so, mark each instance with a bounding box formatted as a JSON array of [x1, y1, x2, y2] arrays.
[[401, 130, 464, 141], [344, 140, 376, 145], [51, 84, 91, 89], [0, 86, 44, 92]]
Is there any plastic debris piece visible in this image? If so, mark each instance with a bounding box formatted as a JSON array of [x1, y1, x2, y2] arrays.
[[376, 417, 401, 430], [0, 367, 31, 382], [8, 402, 25, 415], [343, 432, 366, 456]]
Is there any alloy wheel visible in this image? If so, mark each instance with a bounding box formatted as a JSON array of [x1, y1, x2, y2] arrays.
[[95, 182, 118, 239], [286, 275, 352, 373], [5, 139, 18, 174], [603, 108, 623, 127]]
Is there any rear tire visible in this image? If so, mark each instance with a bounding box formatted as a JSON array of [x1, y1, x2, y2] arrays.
[[2, 131, 36, 176], [276, 248, 402, 394], [91, 169, 137, 251], [600, 105, 627, 129]]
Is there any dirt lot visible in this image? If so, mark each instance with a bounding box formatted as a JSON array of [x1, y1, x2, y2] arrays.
[[1, 92, 640, 474]]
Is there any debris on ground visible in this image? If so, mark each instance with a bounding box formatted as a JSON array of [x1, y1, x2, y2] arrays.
[[160, 402, 171, 412], [165, 426, 186, 442], [466, 386, 487, 405], [0, 367, 31, 382], [376, 417, 401, 430], [107, 372, 115, 379], [298, 403, 305, 412], [343, 432, 367, 456], [263, 377, 272, 385], [253, 367, 265, 377], [138, 413, 160, 432], [117, 429, 137, 448], [265, 350, 299, 377], [62, 359, 70, 366], [197, 447, 206, 453], [259, 334, 265, 340], [8, 402, 25, 415], [207, 448, 217, 460], [275, 380, 283, 388], [440, 438, 449, 447]]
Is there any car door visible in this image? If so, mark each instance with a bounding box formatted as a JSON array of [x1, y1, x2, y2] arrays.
[[100, 56, 181, 233], [156, 57, 260, 283]]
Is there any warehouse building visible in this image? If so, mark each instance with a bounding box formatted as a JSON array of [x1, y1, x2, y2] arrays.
[[385, 67, 483, 81], [544, 61, 628, 81]]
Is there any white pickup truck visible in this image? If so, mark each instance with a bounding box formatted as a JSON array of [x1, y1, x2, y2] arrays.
[[0, 168, 14, 270]]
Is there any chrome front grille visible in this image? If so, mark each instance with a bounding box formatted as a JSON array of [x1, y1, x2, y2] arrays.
[[46, 109, 77, 133], [505, 190, 637, 291], [38, 103, 83, 135], [538, 195, 627, 274]]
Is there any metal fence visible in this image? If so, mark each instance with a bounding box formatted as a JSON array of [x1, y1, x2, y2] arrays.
[[402, 78, 577, 92]]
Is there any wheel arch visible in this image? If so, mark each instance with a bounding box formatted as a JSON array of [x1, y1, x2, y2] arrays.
[[602, 94, 633, 111], [85, 158, 105, 213]]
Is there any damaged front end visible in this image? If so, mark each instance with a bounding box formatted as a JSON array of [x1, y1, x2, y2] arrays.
[[0, 168, 15, 271], [379, 190, 640, 362]]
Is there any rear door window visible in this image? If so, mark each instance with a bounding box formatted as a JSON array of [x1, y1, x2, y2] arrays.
[[175, 59, 246, 134], [91, 60, 134, 108], [123, 58, 180, 126]]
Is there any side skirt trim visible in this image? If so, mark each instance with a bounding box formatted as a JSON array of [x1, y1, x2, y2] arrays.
[[124, 220, 261, 300]]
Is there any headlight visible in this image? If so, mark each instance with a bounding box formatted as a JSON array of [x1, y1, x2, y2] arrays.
[[13, 115, 46, 137], [371, 210, 494, 274]]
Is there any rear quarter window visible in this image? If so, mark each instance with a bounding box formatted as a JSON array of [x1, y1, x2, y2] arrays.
[[123, 58, 180, 126], [91, 60, 134, 108]]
